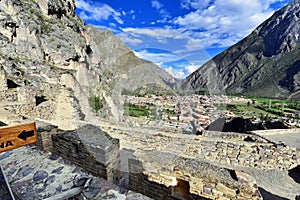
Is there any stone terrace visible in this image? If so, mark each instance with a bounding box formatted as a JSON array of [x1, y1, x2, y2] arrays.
[[98, 122, 300, 171]]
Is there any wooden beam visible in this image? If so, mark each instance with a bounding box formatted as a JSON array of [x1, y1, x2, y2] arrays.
[[42, 187, 82, 200]]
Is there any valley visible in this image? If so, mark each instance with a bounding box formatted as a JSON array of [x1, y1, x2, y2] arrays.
[[0, 0, 299, 200], [121, 93, 300, 132]]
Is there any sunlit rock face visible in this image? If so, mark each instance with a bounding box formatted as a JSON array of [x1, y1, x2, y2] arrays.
[[0, 0, 176, 128]]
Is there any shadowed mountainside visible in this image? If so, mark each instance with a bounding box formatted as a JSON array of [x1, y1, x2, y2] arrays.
[[181, 0, 300, 101]]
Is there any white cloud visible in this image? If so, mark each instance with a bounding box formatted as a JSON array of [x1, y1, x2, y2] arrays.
[[150, 0, 171, 19], [76, 0, 291, 77], [180, 0, 213, 10], [151, 0, 163, 9], [75, 0, 124, 24], [185, 65, 199, 74], [134, 50, 200, 79], [122, 27, 187, 41], [134, 50, 184, 64], [185, 39, 203, 51], [164, 67, 186, 79], [118, 33, 143, 45], [174, 0, 285, 47]]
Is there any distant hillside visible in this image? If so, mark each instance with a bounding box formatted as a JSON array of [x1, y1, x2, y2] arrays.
[[181, 0, 300, 101]]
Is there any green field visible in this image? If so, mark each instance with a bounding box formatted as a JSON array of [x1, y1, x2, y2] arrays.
[[226, 96, 300, 119], [225, 104, 277, 118], [123, 103, 150, 117]]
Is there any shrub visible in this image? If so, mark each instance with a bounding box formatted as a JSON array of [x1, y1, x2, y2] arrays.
[[89, 95, 103, 113]]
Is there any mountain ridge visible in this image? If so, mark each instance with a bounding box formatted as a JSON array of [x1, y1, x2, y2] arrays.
[[181, 0, 300, 100]]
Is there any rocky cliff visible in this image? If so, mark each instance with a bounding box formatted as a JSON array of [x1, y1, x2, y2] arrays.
[[0, 0, 175, 128], [181, 0, 300, 100]]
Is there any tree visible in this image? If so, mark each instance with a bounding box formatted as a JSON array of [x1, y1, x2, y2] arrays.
[[89, 95, 103, 114]]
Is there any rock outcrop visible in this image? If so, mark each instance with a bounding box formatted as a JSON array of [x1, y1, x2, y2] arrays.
[[181, 0, 300, 100], [0, 0, 176, 129]]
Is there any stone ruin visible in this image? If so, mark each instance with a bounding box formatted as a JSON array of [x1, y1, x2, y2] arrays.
[[128, 152, 262, 200], [51, 125, 121, 183], [32, 123, 300, 199]]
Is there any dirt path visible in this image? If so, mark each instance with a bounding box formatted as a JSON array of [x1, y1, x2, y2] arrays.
[[288, 89, 300, 100]]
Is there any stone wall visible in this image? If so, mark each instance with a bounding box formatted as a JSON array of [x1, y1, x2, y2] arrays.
[[5, 103, 56, 121], [52, 124, 121, 183], [36, 123, 60, 151], [0, 67, 7, 91], [0, 89, 17, 102], [196, 132, 299, 170], [32, 123, 300, 199], [128, 152, 262, 200], [17, 87, 36, 104], [252, 128, 300, 135]]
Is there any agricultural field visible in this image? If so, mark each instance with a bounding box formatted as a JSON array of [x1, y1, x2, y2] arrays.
[[227, 96, 300, 120]]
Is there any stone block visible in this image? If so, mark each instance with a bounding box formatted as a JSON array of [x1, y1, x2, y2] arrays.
[[216, 183, 236, 198], [52, 124, 121, 183], [212, 189, 224, 197], [203, 185, 213, 196]]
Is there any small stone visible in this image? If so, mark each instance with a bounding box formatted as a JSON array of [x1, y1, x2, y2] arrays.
[[33, 170, 49, 182], [51, 166, 64, 174], [55, 185, 62, 193], [44, 175, 55, 185], [16, 165, 34, 178], [73, 173, 90, 187], [35, 184, 47, 193], [82, 177, 102, 199], [8, 167, 17, 176], [48, 154, 59, 160], [0, 151, 12, 160], [72, 166, 82, 173], [203, 185, 213, 195]]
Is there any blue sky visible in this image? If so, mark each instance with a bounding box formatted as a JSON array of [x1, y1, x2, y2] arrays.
[[75, 0, 292, 79]]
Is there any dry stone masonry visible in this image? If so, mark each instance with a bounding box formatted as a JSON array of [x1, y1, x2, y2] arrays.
[[31, 122, 300, 199], [102, 125, 300, 171], [52, 124, 121, 183], [129, 152, 262, 200], [196, 132, 299, 170]]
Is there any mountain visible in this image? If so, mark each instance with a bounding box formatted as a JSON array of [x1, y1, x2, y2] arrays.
[[181, 0, 300, 100], [0, 0, 176, 128]]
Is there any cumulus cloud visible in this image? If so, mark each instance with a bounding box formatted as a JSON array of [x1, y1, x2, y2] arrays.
[[75, 0, 124, 24], [121, 0, 287, 51], [164, 67, 186, 79], [174, 0, 284, 47], [76, 0, 291, 77]]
